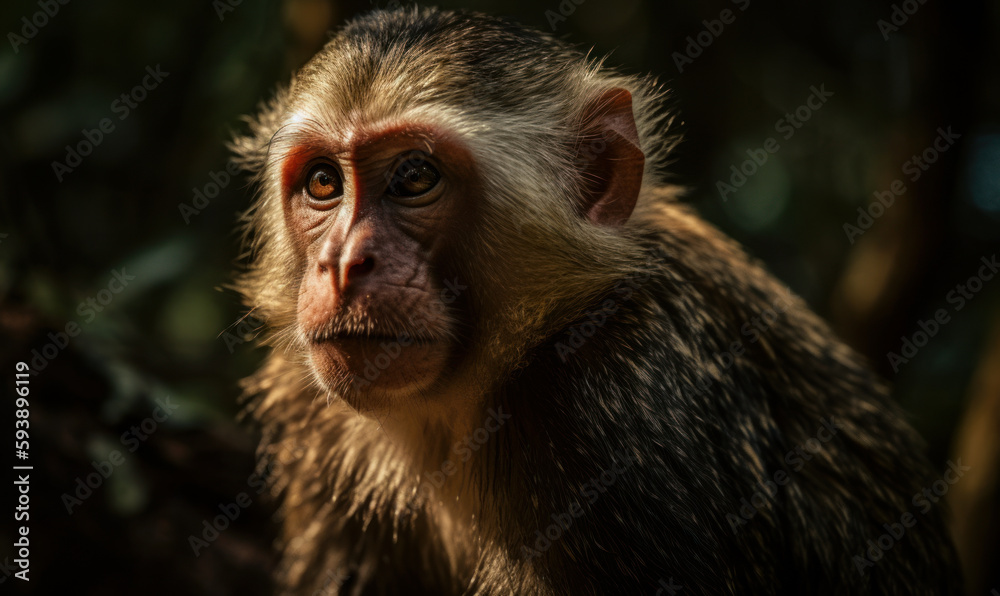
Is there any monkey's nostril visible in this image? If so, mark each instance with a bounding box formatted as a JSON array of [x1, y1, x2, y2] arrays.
[[346, 257, 375, 280]]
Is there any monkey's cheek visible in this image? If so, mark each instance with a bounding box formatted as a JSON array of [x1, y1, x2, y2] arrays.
[[309, 339, 450, 397]]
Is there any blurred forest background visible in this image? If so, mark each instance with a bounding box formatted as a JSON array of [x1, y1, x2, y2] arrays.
[[0, 0, 998, 594]]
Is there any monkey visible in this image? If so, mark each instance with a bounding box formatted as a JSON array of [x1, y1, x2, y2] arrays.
[[230, 7, 963, 596]]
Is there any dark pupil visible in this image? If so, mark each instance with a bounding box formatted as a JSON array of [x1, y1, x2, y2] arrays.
[[316, 172, 330, 186]]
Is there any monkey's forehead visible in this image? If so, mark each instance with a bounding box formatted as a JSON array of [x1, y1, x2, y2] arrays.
[[286, 7, 584, 120]]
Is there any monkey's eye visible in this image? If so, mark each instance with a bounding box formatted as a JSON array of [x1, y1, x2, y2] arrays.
[[387, 156, 441, 205], [306, 164, 343, 202]]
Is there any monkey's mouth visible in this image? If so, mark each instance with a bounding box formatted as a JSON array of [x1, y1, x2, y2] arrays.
[[307, 332, 450, 396]]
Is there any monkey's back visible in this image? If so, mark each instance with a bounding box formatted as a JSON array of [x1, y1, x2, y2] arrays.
[[490, 198, 963, 595]]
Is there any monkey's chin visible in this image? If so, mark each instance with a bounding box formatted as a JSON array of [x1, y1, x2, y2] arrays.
[[309, 337, 449, 406]]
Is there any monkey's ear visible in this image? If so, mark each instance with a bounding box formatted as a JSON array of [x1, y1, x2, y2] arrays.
[[575, 88, 645, 226]]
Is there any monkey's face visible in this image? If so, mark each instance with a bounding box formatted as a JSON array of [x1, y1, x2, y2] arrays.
[[279, 118, 478, 410], [248, 21, 648, 416]]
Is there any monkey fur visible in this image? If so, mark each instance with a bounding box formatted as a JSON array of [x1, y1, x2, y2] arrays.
[[232, 7, 963, 595]]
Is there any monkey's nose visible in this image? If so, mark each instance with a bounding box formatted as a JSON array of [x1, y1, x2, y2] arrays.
[[343, 256, 375, 289]]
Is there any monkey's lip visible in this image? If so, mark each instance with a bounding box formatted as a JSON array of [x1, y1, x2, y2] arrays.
[[308, 334, 449, 393]]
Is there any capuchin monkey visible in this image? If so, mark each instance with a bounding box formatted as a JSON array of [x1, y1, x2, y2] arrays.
[[231, 7, 962, 595]]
